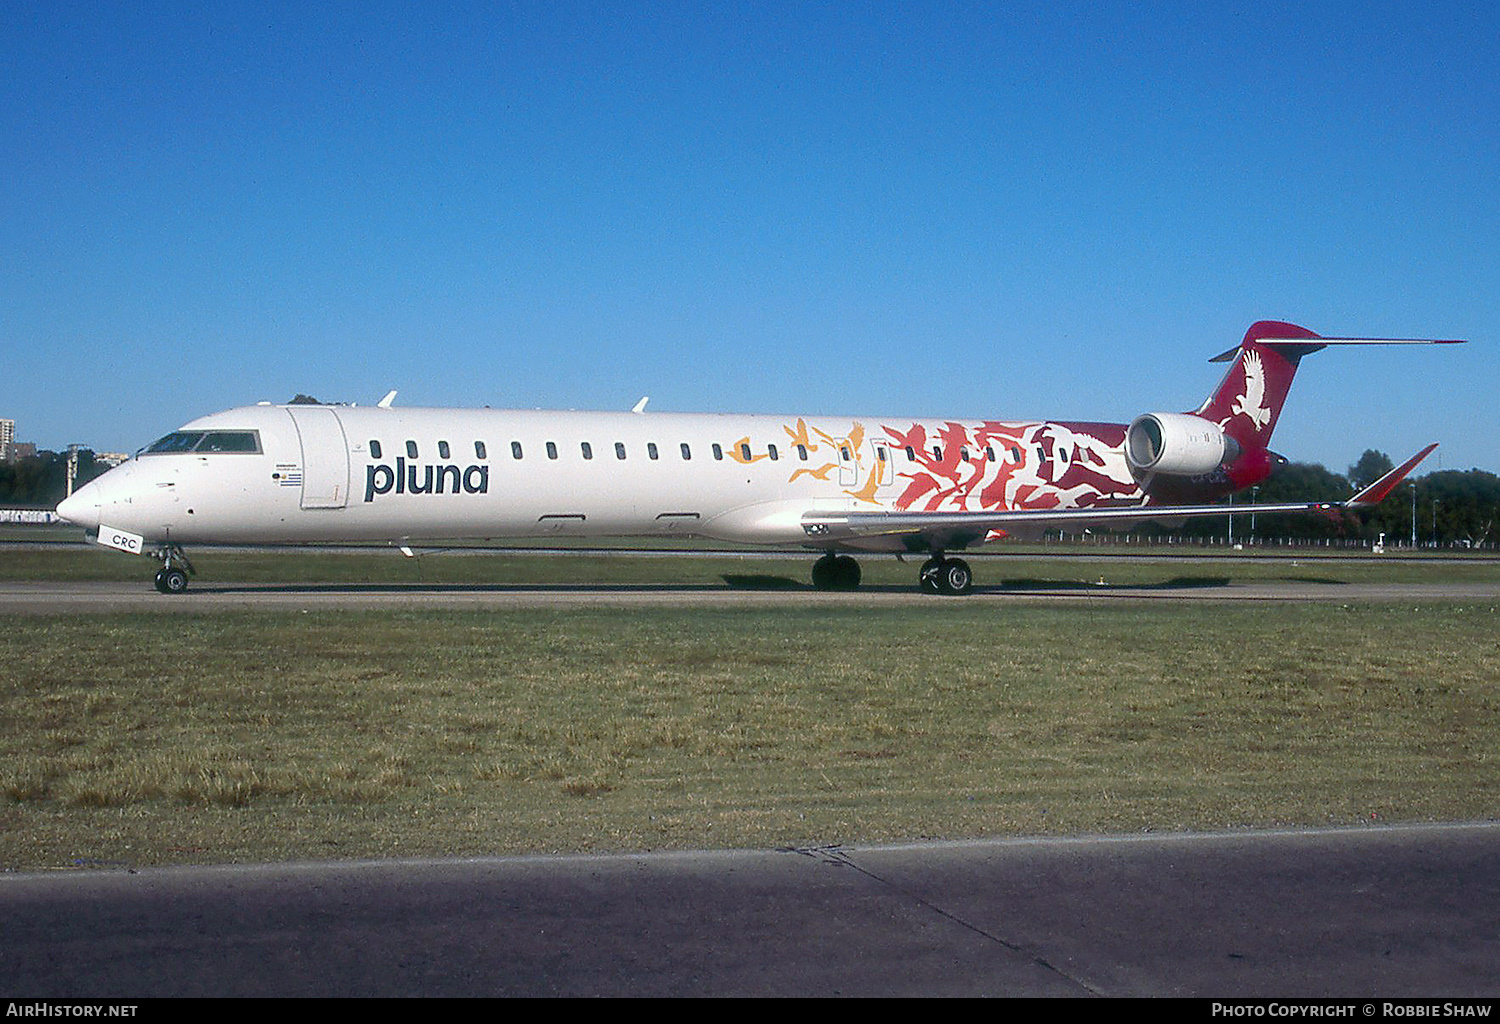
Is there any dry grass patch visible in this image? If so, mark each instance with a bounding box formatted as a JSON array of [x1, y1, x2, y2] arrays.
[[1, 602, 1496, 869]]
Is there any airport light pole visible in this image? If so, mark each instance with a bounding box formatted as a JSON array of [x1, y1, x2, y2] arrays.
[[1250, 486, 1258, 545], [1432, 498, 1440, 548], [65, 444, 79, 499], [1410, 483, 1417, 548]]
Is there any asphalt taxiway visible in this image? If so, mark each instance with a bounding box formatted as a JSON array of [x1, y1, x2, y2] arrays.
[[3, 578, 1499, 613], [4, 823, 1498, 997]]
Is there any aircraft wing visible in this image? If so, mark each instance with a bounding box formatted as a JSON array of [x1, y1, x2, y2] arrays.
[[1344, 443, 1438, 507], [802, 445, 1438, 548]]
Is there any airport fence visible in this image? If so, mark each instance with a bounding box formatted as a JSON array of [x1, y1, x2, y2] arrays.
[[1040, 531, 1497, 552], [0, 508, 61, 524]]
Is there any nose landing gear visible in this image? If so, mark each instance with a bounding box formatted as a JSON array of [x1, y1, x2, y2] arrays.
[[152, 544, 196, 594]]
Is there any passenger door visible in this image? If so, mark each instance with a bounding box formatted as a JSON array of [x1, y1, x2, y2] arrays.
[[285, 407, 350, 509]]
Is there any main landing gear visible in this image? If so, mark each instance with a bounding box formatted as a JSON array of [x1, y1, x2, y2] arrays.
[[919, 555, 973, 596], [810, 552, 975, 595], [152, 544, 196, 594], [811, 553, 861, 591]]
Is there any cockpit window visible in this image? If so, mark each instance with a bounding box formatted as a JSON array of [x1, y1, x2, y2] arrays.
[[195, 431, 261, 453], [142, 430, 262, 455], [144, 432, 206, 454]]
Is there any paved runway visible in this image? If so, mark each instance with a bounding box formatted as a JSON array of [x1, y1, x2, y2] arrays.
[[3, 823, 1498, 997], [3, 578, 1499, 612]]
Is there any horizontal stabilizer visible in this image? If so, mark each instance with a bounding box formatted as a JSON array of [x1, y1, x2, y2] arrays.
[[1210, 337, 1466, 362]]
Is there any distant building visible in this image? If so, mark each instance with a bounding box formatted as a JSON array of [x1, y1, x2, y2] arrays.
[[0, 419, 13, 461], [95, 452, 130, 468], [8, 442, 37, 461]]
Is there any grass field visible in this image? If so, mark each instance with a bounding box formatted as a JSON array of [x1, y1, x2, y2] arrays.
[[2, 575, 1497, 870]]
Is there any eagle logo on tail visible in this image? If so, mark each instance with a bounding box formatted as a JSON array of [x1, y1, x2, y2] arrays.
[[1229, 350, 1272, 432]]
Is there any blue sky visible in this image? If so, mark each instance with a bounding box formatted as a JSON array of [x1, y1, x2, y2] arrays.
[[4, 2, 1496, 474]]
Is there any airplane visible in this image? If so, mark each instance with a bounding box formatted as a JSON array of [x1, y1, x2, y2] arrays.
[[55, 320, 1462, 595]]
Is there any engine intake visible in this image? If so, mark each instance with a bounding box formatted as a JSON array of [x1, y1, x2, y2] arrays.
[[1126, 413, 1240, 476]]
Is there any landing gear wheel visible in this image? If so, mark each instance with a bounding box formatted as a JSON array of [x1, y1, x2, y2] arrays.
[[150, 543, 196, 594], [940, 558, 973, 596], [919, 557, 944, 594], [918, 556, 974, 596], [812, 553, 862, 591], [155, 567, 189, 594]]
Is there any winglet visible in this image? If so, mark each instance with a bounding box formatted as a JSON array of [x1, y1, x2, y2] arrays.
[[632, 396, 649, 414], [378, 390, 398, 409], [1347, 444, 1439, 507]]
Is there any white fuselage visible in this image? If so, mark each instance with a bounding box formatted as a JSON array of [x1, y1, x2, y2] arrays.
[[61, 403, 1149, 552]]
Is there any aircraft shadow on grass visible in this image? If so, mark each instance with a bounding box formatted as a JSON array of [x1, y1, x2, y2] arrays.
[[719, 572, 1348, 591]]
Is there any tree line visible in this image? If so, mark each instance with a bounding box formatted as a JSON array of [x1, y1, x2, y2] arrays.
[[1165, 450, 1498, 548], [0, 450, 110, 507]]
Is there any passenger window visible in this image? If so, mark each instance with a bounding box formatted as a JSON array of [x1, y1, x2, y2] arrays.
[[615, 442, 627, 460], [475, 441, 487, 459], [438, 440, 451, 460], [581, 442, 593, 460], [797, 444, 808, 461], [406, 440, 418, 459], [985, 446, 995, 462], [712, 444, 723, 461], [905, 446, 916, 462], [767, 444, 778, 461], [931, 446, 942, 461], [1011, 447, 1022, 463], [680, 443, 691, 461], [647, 442, 659, 460], [840, 447, 851, 461], [546, 441, 558, 460], [877, 447, 887, 462], [740, 443, 752, 461], [960, 447, 970, 462], [512, 441, 523, 460], [370, 440, 383, 459]]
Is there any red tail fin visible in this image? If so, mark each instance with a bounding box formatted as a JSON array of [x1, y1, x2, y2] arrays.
[[1194, 321, 1322, 449]]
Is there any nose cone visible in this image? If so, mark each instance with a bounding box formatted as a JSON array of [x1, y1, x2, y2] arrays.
[[56, 481, 102, 532]]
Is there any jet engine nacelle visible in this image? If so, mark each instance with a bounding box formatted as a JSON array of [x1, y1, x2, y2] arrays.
[[1125, 412, 1240, 475]]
